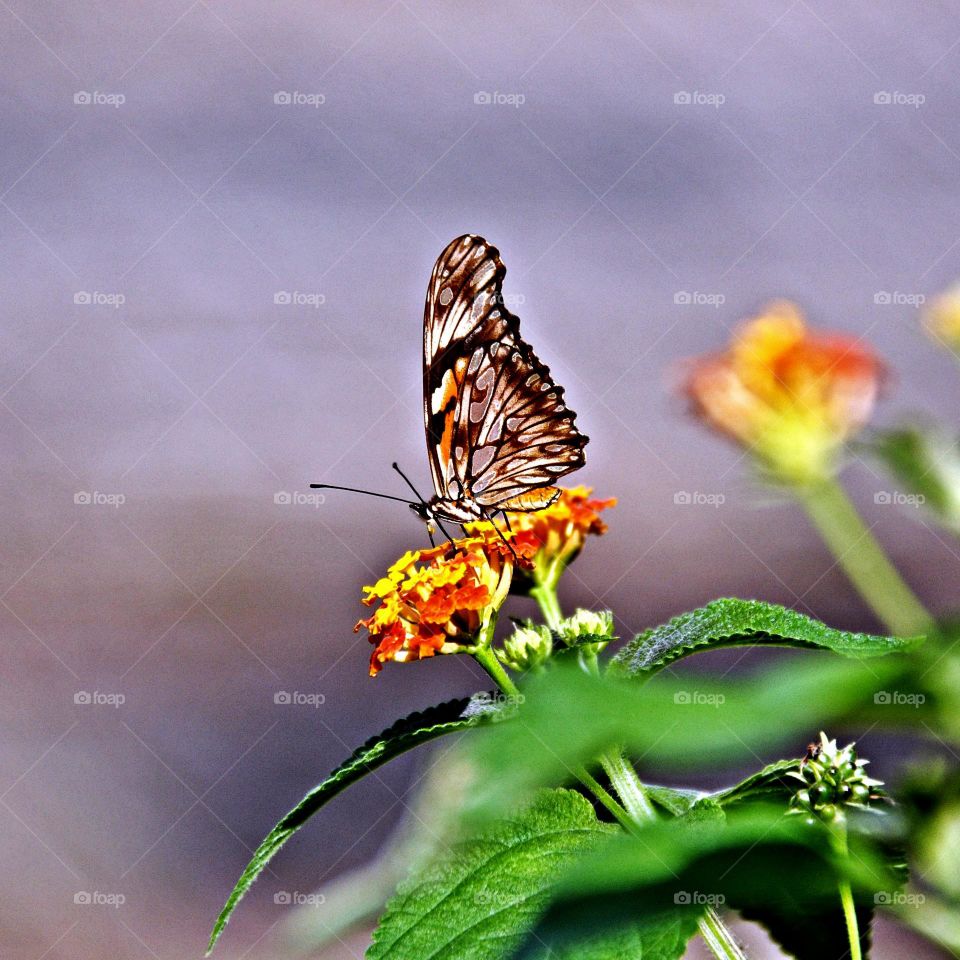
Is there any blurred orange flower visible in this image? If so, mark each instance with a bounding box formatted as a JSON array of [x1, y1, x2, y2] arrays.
[[357, 532, 538, 676], [683, 302, 882, 483]]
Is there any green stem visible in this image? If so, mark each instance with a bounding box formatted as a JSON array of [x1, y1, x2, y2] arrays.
[[600, 750, 656, 821], [831, 823, 863, 960], [795, 475, 932, 637], [473, 643, 520, 700], [530, 577, 746, 959], [530, 566, 564, 629], [601, 746, 746, 960], [472, 638, 635, 833]]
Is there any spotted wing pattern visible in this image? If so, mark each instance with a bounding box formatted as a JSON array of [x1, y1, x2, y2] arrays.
[[423, 234, 588, 511]]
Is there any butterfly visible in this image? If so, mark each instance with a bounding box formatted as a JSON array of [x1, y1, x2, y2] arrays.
[[411, 234, 588, 528], [313, 234, 588, 538]]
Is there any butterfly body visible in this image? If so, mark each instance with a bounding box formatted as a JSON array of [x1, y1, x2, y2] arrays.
[[421, 235, 587, 525]]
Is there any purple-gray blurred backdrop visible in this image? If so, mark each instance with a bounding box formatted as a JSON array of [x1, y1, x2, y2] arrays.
[[3, 1, 959, 957]]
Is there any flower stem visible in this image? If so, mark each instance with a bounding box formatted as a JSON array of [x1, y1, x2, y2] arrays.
[[473, 644, 520, 699], [472, 640, 635, 832], [600, 746, 746, 960], [795, 476, 932, 637], [830, 822, 863, 960], [530, 572, 564, 629], [600, 749, 656, 821]]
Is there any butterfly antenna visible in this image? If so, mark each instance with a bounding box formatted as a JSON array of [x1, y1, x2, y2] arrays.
[[391, 462, 428, 503], [308, 482, 415, 506], [391, 462, 457, 545]]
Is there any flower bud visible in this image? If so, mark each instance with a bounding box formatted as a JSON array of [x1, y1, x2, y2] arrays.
[[788, 732, 884, 824], [496, 622, 553, 672], [556, 609, 615, 646]]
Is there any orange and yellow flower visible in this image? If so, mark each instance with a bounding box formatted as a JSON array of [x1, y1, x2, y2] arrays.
[[468, 486, 616, 586], [683, 302, 882, 483], [357, 531, 538, 676]]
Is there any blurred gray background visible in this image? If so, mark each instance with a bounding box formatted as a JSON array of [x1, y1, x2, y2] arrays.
[[3, 1, 960, 957]]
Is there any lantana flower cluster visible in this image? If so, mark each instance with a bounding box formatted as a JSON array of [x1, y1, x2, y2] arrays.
[[356, 488, 614, 675]]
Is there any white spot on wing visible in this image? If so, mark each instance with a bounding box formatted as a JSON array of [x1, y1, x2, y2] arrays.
[[439, 287, 453, 306]]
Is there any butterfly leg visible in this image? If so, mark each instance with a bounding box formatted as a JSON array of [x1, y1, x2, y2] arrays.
[[483, 508, 519, 562], [500, 510, 513, 532], [434, 518, 456, 544]]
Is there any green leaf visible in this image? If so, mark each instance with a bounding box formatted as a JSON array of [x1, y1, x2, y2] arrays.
[[869, 425, 960, 532], [515, 804, 897, 960], [465, 657, 910, 823], [611, 598, 919, 679], [366, 789, 618, 960], [207, 693, 506, 954], [710, 759, 804, 808]]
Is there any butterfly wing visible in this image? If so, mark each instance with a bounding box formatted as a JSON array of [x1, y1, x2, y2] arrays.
[[423, 234, 588, 512], [423, 235, 521, 499], [452, 341, 587, 508]]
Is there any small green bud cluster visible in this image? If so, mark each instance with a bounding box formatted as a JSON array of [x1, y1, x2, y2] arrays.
[[788, 732, 884, 824], [496, 622, 553, 672], [496, 609, 616, 672], [556, 609, 615, 647]]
